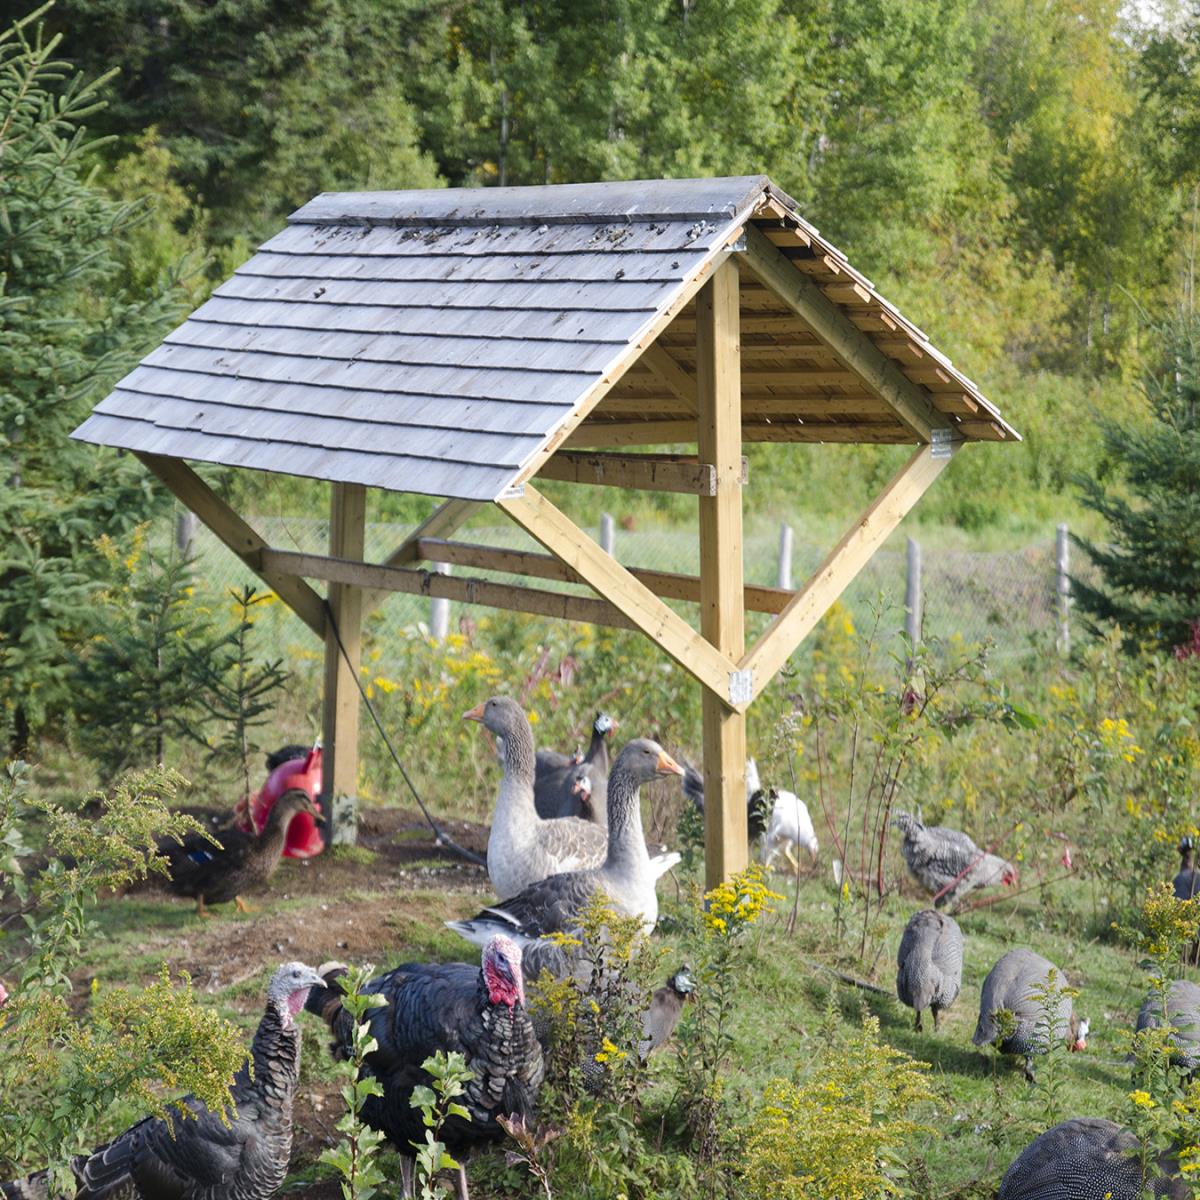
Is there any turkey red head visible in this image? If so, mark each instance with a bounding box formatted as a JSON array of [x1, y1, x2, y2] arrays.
[[482, 935, 526, 1010]]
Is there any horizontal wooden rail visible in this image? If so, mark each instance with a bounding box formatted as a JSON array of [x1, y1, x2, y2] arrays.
[[536, 450, 747, 494], [414, 538, 793, 614]]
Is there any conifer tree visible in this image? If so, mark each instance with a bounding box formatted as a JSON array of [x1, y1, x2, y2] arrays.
[[1073, 311, 1200, 649]]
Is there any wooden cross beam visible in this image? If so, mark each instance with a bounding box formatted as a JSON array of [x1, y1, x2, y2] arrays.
[[133, 452, 326, 637], [736, 442, 958, 704], [536, 451, 748, 495]]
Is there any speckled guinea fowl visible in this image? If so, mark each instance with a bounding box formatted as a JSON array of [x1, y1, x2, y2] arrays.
[[534, 712, 616, 824], [304, 936, 543, 1200], [0, 962, 324, 1200], [163, 790, 322, 915], [1175, 837, 1200, 900], [998, 1117, 1186, 1199], [891, 810, 1016, 909], [447, 738, 686, 948], [973, 948, 1088, 1081], [896, 909, 962, 1032], [1137, 979, 1200, 1073]]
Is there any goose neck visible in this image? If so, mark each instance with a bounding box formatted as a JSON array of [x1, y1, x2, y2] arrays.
[[604, 770, 645, 867], [499, 718, 536, 786]]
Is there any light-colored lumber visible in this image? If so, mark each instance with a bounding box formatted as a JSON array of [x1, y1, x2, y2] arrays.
[[133, 452, 326, 636], [497, 484, 745, 708], [738, 443, 957, 703], [562, 419, 932, 447], [738, 224, 951, 442], [364, 498, 479, 611], [262, 548, 639, 630], [696, 261, 748, 886], [322, 483, 366, 845], [640, 342, 698, 414], [536, 450, 720, 494]]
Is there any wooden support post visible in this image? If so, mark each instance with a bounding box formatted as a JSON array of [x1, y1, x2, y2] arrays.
[[777, 522, 794, 590], [1056, 522, 1070, 655], [905, 536, 922, 650], [600, 512, 615, 555], [430, 563, 451, 641], [697, 260, 747, 888], [322, 482, 366, 845]]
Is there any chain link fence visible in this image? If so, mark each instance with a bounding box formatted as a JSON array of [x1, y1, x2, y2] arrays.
[[175, 507, 1098, 666]]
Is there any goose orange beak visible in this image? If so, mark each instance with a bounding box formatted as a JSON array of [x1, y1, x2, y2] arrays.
[[463, 703, 485, 723], [656, 749, 685, 777]]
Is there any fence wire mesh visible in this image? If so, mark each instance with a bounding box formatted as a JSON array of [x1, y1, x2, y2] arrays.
[[177, 509, 1098, 666]]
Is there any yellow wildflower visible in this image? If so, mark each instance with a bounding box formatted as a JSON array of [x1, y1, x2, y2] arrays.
[[1129, 1090, 1155, 1109]]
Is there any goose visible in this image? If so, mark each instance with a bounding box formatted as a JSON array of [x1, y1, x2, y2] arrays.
[[891, 810, 1016, 909], [446, 737, 685, 949], [534, 712, 617, 823], [997, 1117, 1186, 1199], [895, 909, 962, 1032], [973, 948, 1087, 1080]]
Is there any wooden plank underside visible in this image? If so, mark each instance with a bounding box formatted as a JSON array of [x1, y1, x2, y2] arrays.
[[413, 537, 792, 613], [561, 420, 929, 447], [262, 549, 639, 631], [497, 485, 745, 708], [738, 224, 951, 442], [737, 443, 957, 702], [536, 450, 723, 494], [133, 452, 326, 636], [640, 343, 698, 415]]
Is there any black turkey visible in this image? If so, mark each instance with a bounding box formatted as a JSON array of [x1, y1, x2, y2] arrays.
[[896, 909, 962, 1032], [998, 1117, 1185, 1199], [0, 962, 324, 1200], [304, 935, 543, 1200], [534, 712, 617, 823]]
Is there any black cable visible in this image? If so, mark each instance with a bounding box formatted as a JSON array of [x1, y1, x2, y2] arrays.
[[323, 598, 486, 869]]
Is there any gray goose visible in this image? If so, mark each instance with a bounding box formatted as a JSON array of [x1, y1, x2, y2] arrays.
[[998, 1117, 1186, 1199], [447, 737, 685, 948], [973, 948, 1087, 1080], [1136, 979, 1200, 1073], [467, 697, 608, 900], [895, 909, 962, 1032], [891, 810, 1016, 909], [0, 962, 324, 1200], [534, 712, 617, 824]]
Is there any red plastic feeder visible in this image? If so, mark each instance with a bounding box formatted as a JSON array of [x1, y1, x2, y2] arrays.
[[243, 745, 325, 858]]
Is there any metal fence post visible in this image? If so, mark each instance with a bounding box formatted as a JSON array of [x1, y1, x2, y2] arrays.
[[1056, 523, 1070, 655], [176, 508, 197, 560], [600, 512, 615, 555], [905, 536, 922, 648], [777, 522, 794, 590], [430, 562, 451, 641]]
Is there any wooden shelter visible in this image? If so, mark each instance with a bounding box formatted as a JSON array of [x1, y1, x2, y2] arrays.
[[72, 175, 1017, 887]]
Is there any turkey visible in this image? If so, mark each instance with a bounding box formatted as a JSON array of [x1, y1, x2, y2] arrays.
[[973, 948, 1087, 1081], [162, 790, 323, 916], [1174, 836, 1200, 900], [447, 738, 685, 949], [895, 909, 962, 1032], [891, 810, 1016, 909], [534, 712, 617, 823], [1136, 979, 1200, 1073], [304, 936, 543, 1200], [760, 788, 819, 871], [997, 1117, 1186, 1199], [0, 962, 324, 1200]]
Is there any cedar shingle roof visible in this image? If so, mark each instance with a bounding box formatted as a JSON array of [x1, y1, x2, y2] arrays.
[[72, 176, 1016, 500]]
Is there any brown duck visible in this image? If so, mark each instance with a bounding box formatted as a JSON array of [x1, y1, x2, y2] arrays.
[[164, 789, 323, 916]]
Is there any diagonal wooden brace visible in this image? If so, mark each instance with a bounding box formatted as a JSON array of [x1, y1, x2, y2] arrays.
[[737, 442, 958, 702], [497, 484, 747, 710]]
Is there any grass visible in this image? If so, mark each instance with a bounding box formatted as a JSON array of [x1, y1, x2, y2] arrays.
[[56, 830, 1168, 1198]]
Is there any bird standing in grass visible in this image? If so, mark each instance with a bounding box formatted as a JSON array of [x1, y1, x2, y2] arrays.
[[891, 810, 1016, 909], [1174, 836, 1200, 900], [896, 909, 962, 1032], [0, 962, 324, 1200]]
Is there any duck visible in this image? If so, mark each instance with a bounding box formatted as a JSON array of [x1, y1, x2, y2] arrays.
[[534, 712, 617, 823], [891, 810, 1016, 909], [162, 789, 323, 916], [446, 737, 685, 949], [895, 909, 962, 1032], [973, 948, 1088, 1081]]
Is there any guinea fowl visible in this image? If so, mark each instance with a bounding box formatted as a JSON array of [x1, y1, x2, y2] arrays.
[[447, 737, 685, 948], [891, 810, 1016, 909], [639, 966, 696, 1057], [896, 909, 963, 1032], [164, 789, 323, 916], [534, 712, 617, 823], [1136, 979, 1200, 1073], [973, 948, 1088, 1080], [997, 1117, 1186, 1199], [1174, 836, 1200, 900], [304, 936, 543, 1200], [0, 962, 324, 1200]]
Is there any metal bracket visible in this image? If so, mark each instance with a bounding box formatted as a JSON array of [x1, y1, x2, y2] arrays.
[[496, 482, 526, 500], [929, 428, 953, 460], [728, 668, 754, 706], [727, 231, 748, 253]]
